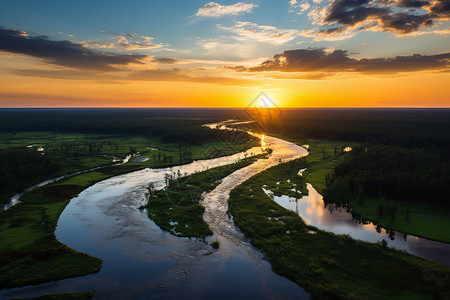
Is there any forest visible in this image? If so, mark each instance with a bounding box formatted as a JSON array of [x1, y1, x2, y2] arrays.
[[323, 144, 450, 207]]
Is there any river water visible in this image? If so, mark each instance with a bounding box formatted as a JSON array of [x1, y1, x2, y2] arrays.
[[0, 129, 310, 299]]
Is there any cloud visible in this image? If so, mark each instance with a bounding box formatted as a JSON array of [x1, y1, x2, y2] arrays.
[[0, 27, 146, 70], [289, 0, 311, 15], [406, 28, 450, 36], [306, 0, 449, 38], [195, 2, 257, 17], [228, 48, 450, 75], [218, 22, 300, 44], [152, 57, 178, 64], [86, 32, 163, 50], [12, 67, 250, 86]]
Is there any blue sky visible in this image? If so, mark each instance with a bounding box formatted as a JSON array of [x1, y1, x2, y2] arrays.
[[2, 0, 448, 61]]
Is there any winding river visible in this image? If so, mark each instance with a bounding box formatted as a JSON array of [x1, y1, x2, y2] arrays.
[[0, 125, 310, 300], [1, 122, 449, 299]]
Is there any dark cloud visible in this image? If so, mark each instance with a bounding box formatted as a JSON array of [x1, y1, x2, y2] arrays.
[[229, 48, 450, 75], [380, 13, 433, 33], [396, 0, 430, 8], [319, 0, 446, 35], [0, 27, 146, 70], [152, 57, 178, 64], [317, 26, 348, 35], [430, 0, 450, 17], [377, 0, 431, 8], [325, 0, 389, 26]]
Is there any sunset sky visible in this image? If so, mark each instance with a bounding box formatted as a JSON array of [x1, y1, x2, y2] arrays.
[[0, 0, 449, 107]]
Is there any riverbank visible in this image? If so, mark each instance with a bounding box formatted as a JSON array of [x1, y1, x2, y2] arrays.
[[228, 158, 450, 299], [347, 196, 450, 243], [274, 136, 450, 244], [145, 154, 267, 240], [0, 138, 257, 289]]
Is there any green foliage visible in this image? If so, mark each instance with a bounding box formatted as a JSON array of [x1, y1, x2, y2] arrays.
[[324, 144, 450, 206], [0, 148, 60, 204], [211, 240, 220, 249], [228, 158, 450, 300]]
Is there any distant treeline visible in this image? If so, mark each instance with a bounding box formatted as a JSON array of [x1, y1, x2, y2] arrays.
[[323, 145, 450, 207], [1, 108, 449, 147], [0, 148, 60, 198], [0, 108, 250, 145], [242, 108, 450, 148]]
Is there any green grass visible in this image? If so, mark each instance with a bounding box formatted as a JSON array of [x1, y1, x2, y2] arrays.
[[228, 158, 450, 300], [0, 184, 102, 289], [348, 196, 450, 243], [145, 154, 267, 240], [9, 292, 93, 300], [270, 136, 356, 193], [0, 137, 258, 289]]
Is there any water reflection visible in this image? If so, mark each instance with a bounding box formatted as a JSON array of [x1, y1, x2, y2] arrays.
[[261, 134, 267, 151], [271, 183, 450, 266]]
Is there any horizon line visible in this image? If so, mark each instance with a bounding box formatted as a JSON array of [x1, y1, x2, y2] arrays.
[[0, 107, 450, 109]]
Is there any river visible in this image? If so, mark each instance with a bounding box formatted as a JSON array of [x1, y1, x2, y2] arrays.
[[0, 125, 310, 299]]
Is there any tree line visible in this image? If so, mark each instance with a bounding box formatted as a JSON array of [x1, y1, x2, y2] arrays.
[[0, 148, 60, 204], [323, 144, 450, 207]]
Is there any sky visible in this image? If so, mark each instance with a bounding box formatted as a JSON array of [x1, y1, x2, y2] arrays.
[[0, 0, 449, 108]]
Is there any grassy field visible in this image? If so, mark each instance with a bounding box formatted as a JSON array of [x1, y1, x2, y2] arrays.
[[348, 196, 450, 243], [0, 135, 257, 289], [145, 154, 267, 240], [228, 158, 450, 300], [270, 135, 356, 193]]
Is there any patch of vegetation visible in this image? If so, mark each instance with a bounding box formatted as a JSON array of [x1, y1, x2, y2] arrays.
[[9, 291, 93, 300], [325, 145, 450, 205], [145, 154, 266, 240], [0, 181, 103, 288], [271, 137, 356, 194], [228, 158, 450, 300], [347, 196, 450, 243], [210, 240, 220, 249]]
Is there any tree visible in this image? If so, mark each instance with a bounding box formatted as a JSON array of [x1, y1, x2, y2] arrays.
[[358, 186, 365, 205]]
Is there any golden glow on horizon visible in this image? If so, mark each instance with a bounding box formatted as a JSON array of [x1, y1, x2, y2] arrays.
[[0, 60, 449, 107]]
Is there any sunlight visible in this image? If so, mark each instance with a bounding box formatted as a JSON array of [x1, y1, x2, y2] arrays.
[[261, 134, 266, 151], [259, 94, 276, 108]]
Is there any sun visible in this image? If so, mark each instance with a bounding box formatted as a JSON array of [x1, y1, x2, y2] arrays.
[[258, 94, 277, 108]]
